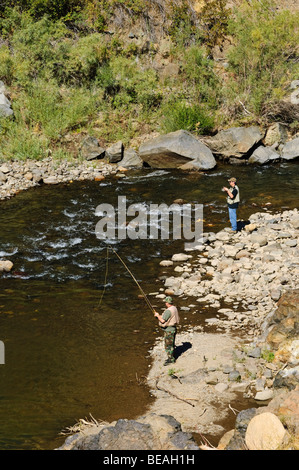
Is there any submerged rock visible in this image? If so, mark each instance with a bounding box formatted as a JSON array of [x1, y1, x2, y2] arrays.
[[0, 260, 13, 272]]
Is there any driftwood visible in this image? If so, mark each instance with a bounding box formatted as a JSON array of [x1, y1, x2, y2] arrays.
[[155, 377, 198, 408]]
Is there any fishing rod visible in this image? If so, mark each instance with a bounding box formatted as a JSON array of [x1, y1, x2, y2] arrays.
[[106, 244, 156, 315]]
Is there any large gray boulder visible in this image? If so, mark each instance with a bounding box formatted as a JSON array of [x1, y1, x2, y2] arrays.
[[204, 126, 263, 159], [281, 136, 299, 161], [248, 145, 280, 165], [138, 130, 216, 169]]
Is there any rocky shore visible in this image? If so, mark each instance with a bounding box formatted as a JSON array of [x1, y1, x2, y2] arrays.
[[158, 208, 299, 338], [0, 122, 298, 201], [58, 208, 299, 451], [0, 158, 121, 201]]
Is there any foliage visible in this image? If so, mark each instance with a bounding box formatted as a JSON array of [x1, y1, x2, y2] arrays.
[[161, 101, 215, 135], [181, 46, 221, 109], [0, 0, 85, 21], [200, 0, 231, 53], [168, 1, 201, 46], [226, 0, 299, 116], [0, 1, 298, 160], [261, 349, 275, 363]]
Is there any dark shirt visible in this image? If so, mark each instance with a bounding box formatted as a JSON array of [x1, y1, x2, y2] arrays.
[[227, 188, 239, 209]]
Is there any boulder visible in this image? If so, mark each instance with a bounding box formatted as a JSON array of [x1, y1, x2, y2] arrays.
[[106, 141, 124, 163], [0, 82, 13, 118], [245, 412, 289, 450], [138, 130, 216, 169], [281, 137, 299, 161], [248, 145, 280, 165], [118, 148, 143, 168], [263, 123, 288, 146], [81, 136, 105, 161], [57, 414, 199, 450], [266, 289, 299, 349], [204, 126, 263, 159], [273, 366, 299, 391], [250, 233, 268, 246]]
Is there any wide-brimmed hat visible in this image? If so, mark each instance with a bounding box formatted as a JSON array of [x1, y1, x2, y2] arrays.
[[228, 177, 237, 182]]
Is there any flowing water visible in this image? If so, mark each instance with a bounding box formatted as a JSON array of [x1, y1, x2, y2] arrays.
[[0, 162, 298, 449]]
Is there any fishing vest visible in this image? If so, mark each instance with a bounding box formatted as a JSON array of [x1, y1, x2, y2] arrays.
[[159, 305, 180, 329], [227, 185, 240, 205]]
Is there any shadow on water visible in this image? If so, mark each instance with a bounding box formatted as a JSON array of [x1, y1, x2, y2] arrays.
[[0, 161, 298, 449]]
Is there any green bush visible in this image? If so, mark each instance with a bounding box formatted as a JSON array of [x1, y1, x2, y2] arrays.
[[161, 101, 215, 135], [182, 46, 221, 108], [0, 122, 50, 160], [199, 0, 230, 53], [16, 81, 98, 138], [0, 0, 85, 21]]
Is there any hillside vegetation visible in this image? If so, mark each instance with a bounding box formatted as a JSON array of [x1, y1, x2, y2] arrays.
[[0, 0, 298, 160]]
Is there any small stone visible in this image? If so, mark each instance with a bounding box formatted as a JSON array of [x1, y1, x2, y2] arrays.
[[43, 176, 58, 184], [229, 370, 241, 382], [159, 260, 174, 267], [171, 253, 191, 262], [0, 260, 13, 272], [254, 389, 274, 401], [215, 383, 228, 393], [247, 347, 261, 358]]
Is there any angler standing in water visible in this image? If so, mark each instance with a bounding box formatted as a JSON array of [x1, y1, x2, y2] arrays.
[[154, 296, 180, 365]]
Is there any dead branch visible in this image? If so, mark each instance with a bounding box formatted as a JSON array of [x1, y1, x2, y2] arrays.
[[155, 377, 196, 407]]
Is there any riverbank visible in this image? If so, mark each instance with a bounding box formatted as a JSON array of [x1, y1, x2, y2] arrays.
[[58, 208, 299, 450], [146, 208, 299, 449], [0, 157, 122, 201]]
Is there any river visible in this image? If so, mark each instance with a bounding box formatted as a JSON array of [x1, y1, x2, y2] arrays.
[[0, 161, 298, 449]]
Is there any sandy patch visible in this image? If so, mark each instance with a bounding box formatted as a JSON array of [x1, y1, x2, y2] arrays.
[[146, 329, 245, 439]]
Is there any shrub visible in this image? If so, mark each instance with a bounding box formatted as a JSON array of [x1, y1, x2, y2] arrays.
[[16, 80, 98, 139], [200, 0, 231, 53], [161, 101, 215, 135], [168, 2, 200, 47], [0, 0, 85, 21], [182, 46, 221, 108]]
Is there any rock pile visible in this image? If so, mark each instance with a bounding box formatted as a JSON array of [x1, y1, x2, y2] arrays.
[[57, 413, 199, 451], [158, 208, 299, 339], [0, 158, 118, 200], [151, 209, 299, 450]]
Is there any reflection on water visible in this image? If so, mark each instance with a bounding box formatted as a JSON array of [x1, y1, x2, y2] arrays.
[[0, 162, 298, 449]]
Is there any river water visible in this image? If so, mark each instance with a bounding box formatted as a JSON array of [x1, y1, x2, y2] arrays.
[[0, 161, 298, 449]]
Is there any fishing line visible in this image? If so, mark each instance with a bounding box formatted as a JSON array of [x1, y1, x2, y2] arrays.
[[98, 245, 110, 308], [98, 244, 156, 315]]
